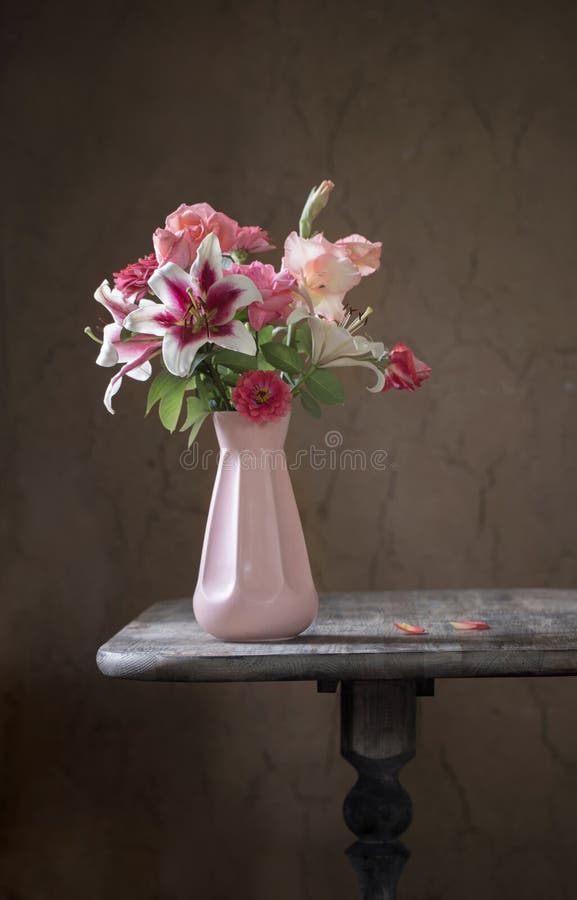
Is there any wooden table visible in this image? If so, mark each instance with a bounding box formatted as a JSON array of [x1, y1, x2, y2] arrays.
[[97, 589, 577, 899]]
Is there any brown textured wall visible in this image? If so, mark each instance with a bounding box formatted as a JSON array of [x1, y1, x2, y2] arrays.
[[2, 1, 577, 898]]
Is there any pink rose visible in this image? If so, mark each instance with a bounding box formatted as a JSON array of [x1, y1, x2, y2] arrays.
[[153, 203, 274, 269], [382, 343, 431, 391], [229, 261, 296, 330], [153, 202, 239, 268], [335, 234, 382, 275], [232, 370, 292, 423]]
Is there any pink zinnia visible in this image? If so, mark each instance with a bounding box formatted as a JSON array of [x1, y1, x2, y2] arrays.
[[232, 370, 292, 423], [113, 253, 158, 301]]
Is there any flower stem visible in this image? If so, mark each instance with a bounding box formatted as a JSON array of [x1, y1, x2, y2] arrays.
[[291, 364, 317, 397], [209, 362, 232, 410]]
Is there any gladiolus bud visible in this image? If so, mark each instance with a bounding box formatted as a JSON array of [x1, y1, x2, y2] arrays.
[[299, 180, 335, 238]]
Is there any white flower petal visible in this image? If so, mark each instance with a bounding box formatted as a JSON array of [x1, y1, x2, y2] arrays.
[[148, 263, 191, 314], [191, 233, 223, 295], [213, 320, 257, 356], [126, 360, 152, 381], [323, 357, 385, 392], [96, 323, 121, 367], [124, 302, 171, 336], [162, 328, 206, 377]]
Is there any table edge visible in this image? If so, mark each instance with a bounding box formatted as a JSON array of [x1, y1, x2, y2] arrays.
[[96, 645, 577, 683]]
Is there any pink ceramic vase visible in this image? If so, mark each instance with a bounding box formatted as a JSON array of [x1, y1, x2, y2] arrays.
[[193, 411, 318, 641]]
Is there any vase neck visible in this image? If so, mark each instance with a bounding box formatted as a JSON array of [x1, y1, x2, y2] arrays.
[[213, 412, 291, 451]]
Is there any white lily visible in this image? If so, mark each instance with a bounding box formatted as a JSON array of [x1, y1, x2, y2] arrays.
[[287, 309, 386, 392]]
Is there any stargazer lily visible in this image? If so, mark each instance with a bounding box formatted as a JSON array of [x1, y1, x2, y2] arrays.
[[288, 308, 386, 392], [125, 233, 262, 377], [93, 281, 161, 414]]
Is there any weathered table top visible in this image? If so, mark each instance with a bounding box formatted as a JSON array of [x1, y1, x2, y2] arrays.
[[97, 589, 577, 683]]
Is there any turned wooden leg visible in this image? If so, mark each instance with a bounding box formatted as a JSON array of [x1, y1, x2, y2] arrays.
[[341, 680, 416, 900]]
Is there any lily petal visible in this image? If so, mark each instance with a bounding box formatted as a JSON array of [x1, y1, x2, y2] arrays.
[[323, 357, 385, 392], [148, 263, 191, 316], [126, 360, 152, 381], [124, 300, 175, 336], [310, 319, 355, 365], [94, 280, 134, 324], [286, 307, 310, 326], [205, 274, 262, 323], [191, 232, 223, 296], [96, 323, 121, 367], [162, 326, 207, 378], [449, 621, 490, 631], [393, 622, 427, 635], [212, 320, 257, 356], [103, 347, 155, 414]]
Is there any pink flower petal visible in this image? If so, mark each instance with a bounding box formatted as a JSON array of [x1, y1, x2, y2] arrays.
[[393, 622, 427, 635], [449, 621, 490, 631]]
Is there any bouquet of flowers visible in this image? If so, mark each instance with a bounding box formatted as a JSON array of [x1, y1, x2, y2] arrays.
[[86, 181, 430, 445]]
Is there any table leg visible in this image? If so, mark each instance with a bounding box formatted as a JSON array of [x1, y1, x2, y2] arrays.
[[341, 680, 416, 900]]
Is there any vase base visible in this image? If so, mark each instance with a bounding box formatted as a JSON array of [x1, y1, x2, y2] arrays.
[[217, 634, 302, 644], [193, 588, 319, 644]]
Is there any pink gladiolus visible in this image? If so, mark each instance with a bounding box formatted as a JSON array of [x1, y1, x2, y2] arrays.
[[113, 253, 158, 301], [229, 261, 296, 330], [232, 370, 292, 423], [282, 231, 361, 322], [125, 234, 261, 377], [335, 234, 382, 276], [382, 343, 431, 392]]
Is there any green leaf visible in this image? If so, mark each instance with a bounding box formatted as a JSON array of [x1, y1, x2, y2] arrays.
[[261, 342, 304, 376], [213, 350, 258, 372], [187, 412, 209, 447], [189, 350, 212, 375], [180, 397, 207, 432], [306, 368, 345, 406], [257, 325, 274, 345], [300, 391, 322, 418], [220, 372, 239, 387], [158, 379, 189, 433], [295, 323, 312, 357], [146, 368, 184, 415]]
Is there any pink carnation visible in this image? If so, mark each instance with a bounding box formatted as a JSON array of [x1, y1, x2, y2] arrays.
[[113, 253, 158, 301], [232, 370, 292, 423], [229, 261, 296, 330], [233, 225, 274, 254]]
